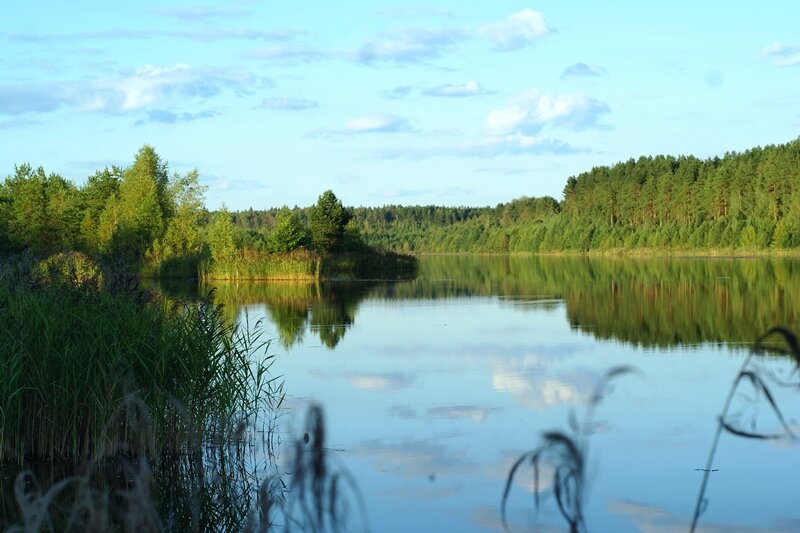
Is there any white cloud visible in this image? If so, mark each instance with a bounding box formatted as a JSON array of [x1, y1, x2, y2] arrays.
[[759, 42, 800, 67], [246, 44, 325, 64], [357, 28, 463, 63], [426, 405, 499, 422], [423, 80, 489, 97], [562, 62, 606, 78], [492, 362, 599, 411], [90, 64, 254, 112], [479, 9, 549, 51], [382, 85, 414, 99], [134, 108, 219, 126], [487, 90, 610, 135], [156, 6, 250, 21], [308, 369, 415, 391], [0, 64, 255, 116], [375, 133, 582, 159], [345, 114, 411, 133], [260, 97, 318, 110]]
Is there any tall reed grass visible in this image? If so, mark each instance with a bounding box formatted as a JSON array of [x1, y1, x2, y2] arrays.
[[200, 249, 322, 281], [199, 248, 418, 282], [501, 367, 635, 533], [690, 326, 800, 531], [0, 254, 282, 464]]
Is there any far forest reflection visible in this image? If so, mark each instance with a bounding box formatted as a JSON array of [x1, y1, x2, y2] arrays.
[[159, 255, 800, 350]]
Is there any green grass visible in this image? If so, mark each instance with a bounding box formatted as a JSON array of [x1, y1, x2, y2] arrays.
[[200, 249, 322, 281], [199, 247, 418, 281], [0, 254, 281, 464]]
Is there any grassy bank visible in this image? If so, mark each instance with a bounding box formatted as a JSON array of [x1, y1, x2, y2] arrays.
[[0, 254, 280, 464], [199, 247, 418, 281]]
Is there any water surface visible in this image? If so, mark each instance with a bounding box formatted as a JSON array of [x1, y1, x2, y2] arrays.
[[209, 255, 800, 532]]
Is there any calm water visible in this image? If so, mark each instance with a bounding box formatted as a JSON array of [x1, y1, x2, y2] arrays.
[[208, 256, 800, 532]]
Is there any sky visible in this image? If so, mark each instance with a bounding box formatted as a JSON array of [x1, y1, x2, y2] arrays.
[[2, 1, 799, 210]]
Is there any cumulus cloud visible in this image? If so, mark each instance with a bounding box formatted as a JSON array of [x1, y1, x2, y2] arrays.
[[92, 64, 254, 112], [345, 114, 411, 133], [487, 90, 610, 135], [479, 9, 549, 51], [562, 62, 606, 78], [760, 42, 800, 67], [0, 64, 256, 117], [246, 44, 326, 64], [422, 80, 491, 97], [382, 85, 414, 99], [492, 364, 600, 411], [356, 28, 464, 64], [260, 97, 318, 110], [134, 109, 219, 126]]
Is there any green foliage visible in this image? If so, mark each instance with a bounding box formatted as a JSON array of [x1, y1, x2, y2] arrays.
[[0, 261, 279, 464], [32, 251, 103, 289], [207, 205, 238, 266], [78, 167, 121, 253], [113, 150, 168, 260], [267, 207, 308, 253], [200, 248, 322, 281], [308, 190, 351, 253], [150, 169, 208, 276], [336, 139, 800, 253], [0, 164, 80, 252]]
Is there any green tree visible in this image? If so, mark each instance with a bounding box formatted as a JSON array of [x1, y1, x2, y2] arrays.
[[112, 149, 169, 259], [154, 169, 207, 262], [208, 205, 237, 265], [308, 190, 351, 253], [2, 164, 79, 251], [267, 207, 308, 253], [78, 167, 121, 253]]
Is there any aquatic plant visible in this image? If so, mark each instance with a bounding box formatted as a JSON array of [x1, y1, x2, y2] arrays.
[[501, 366, 635, 533], [245, 404, 369, 533], [0, 256, 282, 463], [690, 326, 800, 532]]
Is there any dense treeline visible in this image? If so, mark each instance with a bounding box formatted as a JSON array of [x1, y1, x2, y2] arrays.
[[0, 147, 413, 279], [6, 139, 800, 261], [341, 139, 800, 253], [0, 146, 208, 274]]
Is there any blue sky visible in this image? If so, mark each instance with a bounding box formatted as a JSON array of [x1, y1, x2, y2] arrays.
[[2, 1, 799, 209]]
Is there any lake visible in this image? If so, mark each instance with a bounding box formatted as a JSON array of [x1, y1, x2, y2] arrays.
[[205, 255, 800, 532]]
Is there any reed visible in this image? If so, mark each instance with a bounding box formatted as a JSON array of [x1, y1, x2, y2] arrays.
[[0, 254, 282, 464], [198, 248, 418, 282], [689, 326, 800, 531], [199, 249, 322, 281], [245, 404, 369, 533], [501, 366, 636, 533]]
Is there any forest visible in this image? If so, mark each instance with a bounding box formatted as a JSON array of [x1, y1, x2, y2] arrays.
[[3, 139, 800, 261], [346, 138, 800, 253]]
